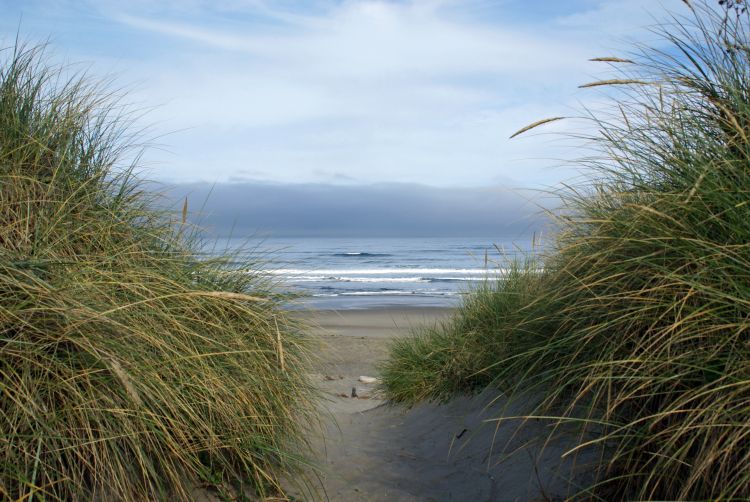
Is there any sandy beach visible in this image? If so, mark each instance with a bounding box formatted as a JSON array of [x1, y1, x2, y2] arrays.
[[288, 307, 597, 502]]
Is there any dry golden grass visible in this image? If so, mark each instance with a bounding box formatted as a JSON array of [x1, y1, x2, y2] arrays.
[[384, 2, 750, 499], [0, 44, 319, 501]]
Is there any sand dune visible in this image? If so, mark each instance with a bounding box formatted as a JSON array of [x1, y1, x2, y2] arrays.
[[288, 308, 598, 501]]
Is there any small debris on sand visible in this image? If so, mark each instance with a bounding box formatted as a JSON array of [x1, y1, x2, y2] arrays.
[[285, 308, 595, 502], [358, 376, 378, 384]]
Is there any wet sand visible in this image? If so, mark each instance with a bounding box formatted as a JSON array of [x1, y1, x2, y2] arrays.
[[289, 307, 597, 502], [300, 307, 452, 380]]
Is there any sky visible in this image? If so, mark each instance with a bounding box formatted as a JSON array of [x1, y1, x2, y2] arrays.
[[0, 0, 687, 237]]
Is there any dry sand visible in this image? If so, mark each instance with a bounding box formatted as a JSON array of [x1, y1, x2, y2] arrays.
[[287, 307, 598, 502]]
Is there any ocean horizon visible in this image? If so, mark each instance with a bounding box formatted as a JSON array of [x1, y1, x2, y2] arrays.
[[204, 236, 539, 309]]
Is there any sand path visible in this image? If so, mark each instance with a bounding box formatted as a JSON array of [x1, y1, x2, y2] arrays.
[[289, 308, 596, 502]]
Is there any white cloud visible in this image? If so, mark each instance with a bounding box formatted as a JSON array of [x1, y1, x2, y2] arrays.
[[2, 0, 693, 186]]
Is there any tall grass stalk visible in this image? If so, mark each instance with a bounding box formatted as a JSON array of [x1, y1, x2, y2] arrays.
[[0, 44, 318, 500], [382, 2, 750, 499]]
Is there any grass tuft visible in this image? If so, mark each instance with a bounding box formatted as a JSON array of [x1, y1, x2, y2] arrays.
[[382, 2, 750, 500], [0, 44, 318, 500], [380, 260, 545, 404]]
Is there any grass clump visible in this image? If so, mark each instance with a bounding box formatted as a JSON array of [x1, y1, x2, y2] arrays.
[[0, 44, 317, 500], [382, 2, 750, 500], [381, 260, 544, 404]]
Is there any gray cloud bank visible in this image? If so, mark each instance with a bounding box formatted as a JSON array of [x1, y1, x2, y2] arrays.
[[156, 181, 554, 239]]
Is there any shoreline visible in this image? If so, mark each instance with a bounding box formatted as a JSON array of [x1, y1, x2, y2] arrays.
[[284, 296, 461, 312], [292, 306, 453, 392], [294, 305, 454, 335]]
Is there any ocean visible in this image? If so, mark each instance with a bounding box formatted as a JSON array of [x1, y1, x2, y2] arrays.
[[206, 237, 537, 310]]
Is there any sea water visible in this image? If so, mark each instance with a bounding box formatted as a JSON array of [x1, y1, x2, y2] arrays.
[[205, 237, 537, 309]]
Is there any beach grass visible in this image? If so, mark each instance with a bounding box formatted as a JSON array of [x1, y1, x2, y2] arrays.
[[0, 44, 318, 500], [381, 2, 750, 500], [380, 259, 545, 404]]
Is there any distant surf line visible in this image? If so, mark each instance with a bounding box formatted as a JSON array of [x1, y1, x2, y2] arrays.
[[284, 276, 487, 283], [268, 268, 508, 275]]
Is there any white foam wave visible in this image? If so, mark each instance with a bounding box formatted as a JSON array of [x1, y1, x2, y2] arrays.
[[287, 276, 487, 283], [312, 291, 460, 297], [267, 268, 506, 276], [296, 277, 427, 283]]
